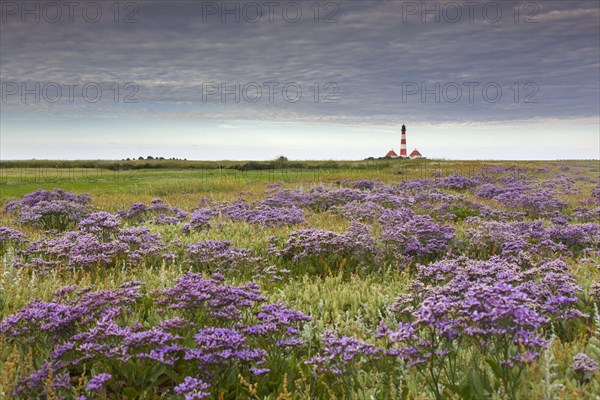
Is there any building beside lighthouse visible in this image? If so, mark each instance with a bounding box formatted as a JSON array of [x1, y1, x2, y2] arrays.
[[409, 149, 423, 159]]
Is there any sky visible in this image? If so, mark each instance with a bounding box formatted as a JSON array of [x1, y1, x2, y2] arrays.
[[1, 0, 599, 160]]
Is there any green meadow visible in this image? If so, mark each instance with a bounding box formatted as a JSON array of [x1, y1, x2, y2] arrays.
[[0, 159, 598, 399]]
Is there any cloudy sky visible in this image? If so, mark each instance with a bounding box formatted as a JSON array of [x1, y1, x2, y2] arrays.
[[1, 0, 599, 160]]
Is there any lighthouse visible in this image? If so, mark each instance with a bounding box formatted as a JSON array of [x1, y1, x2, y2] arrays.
[[400, 125, 407, 157]]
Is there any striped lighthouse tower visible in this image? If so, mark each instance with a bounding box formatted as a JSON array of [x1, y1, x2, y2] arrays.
[[400, 125, 407, 157]]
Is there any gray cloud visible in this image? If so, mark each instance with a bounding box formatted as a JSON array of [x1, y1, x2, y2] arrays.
[[1, 0, 599, 127]]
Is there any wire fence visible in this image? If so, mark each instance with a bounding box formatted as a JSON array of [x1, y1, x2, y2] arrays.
[[0, 161, 527, 185]]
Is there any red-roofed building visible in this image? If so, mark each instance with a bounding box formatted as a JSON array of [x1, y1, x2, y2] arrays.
[[409, 149, 423, 159], [385, 149, 398, 158]]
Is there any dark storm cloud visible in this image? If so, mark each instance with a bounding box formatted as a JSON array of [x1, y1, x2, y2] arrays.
[[1, 0, 598, 126]]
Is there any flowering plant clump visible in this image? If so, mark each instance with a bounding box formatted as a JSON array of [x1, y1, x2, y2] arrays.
[[380, 212, 454, 260], [353, 179, 376, 190], [573, 204, 600, 223], [4, 189, 91, 211], [307, 255, 587, 399], [78, 211, 121, 231], [155, 273, 267, 320], [244, 301, 312, 348], [117, 198, 189, 225], [571, 353, 598, 381], [270, 222, 378, 274], [329, 200, 385, 222], [15, 224, 164, 271], [366, 188, 415, 209], [263, 186, 367, 212], [0, 281, 142, 345], [380, 256, 583, 398], [434, 174, 480, 191], [182, 208, 214, 233], [306, 331, 382, 375], [591, 183, 600, 203], [4, 189, 92, 230], [117, 227, 165, 264], [0, 226, 28, 255], [590, 281, 600, 302], [261, 188, 315, 209], [77, 211, 122, 240], [174, 376, 211, 399], [476, 183, 505, 199], [475, 181, 568, 218], [1, 275, 311, 399], [220, 199, 305, 227], [547, 223, 600, 251], [86, 373, 112, 392], [186, 240, 263, 275], [460, 218, 600, 261]]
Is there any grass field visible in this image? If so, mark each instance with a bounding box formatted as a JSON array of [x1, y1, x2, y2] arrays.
[[0, 159, 576, 201], [0, 159, 599, 399]]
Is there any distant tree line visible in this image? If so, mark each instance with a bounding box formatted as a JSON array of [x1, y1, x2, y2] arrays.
[[0, 156, 411, 171], [123, 156, 188, 161]]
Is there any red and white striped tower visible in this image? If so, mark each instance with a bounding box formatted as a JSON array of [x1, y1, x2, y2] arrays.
[[400, 124, 407, 157]]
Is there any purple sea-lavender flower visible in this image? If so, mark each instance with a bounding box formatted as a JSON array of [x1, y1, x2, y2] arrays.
[[85, 373, 111, 392], [571, 353, 598, 380], [174, 377, 211, 400]]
